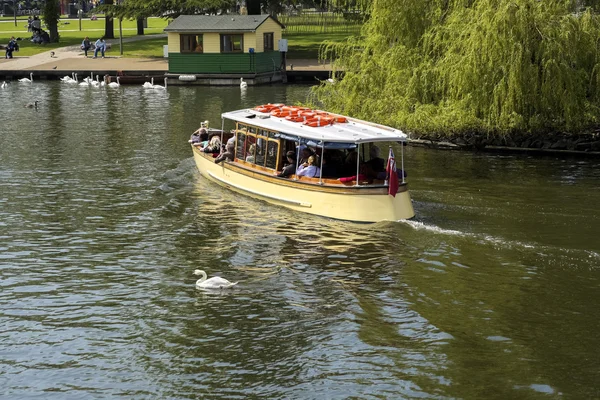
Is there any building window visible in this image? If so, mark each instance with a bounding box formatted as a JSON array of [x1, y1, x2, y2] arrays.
[[180, 34, 203, 53], [263, 33, 274, 52], [221, 34, 243, 53]]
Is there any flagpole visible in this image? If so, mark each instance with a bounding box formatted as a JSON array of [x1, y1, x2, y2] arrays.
[[401, 141, 405, 184], [385, 146, 390, 186], [354, 143, 360, 187]]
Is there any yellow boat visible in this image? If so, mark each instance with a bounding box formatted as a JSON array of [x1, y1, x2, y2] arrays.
[[190, 105, 414, 223]]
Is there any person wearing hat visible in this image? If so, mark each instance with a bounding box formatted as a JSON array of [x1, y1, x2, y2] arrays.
[[276, 151, 297, 178]]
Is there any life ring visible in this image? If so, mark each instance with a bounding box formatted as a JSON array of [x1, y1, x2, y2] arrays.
[[285, 115, 306, 123], [300, 111, 318, 119], [271, 110, 287, 117], [303, 116, 334, 127], [254, 103, 284, 113], [330, 115, 347, 123]]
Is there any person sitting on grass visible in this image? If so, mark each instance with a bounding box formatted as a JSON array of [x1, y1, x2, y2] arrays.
[[40, 31, 50, 44]]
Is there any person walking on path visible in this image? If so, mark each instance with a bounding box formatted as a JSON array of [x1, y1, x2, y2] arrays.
[[5, 37, 18, 59], [81, 36, 91, 57], [93, 37, 106, 58]]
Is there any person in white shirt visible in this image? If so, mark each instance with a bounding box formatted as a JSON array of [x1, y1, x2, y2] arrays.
[[296, 155, 320, 178]]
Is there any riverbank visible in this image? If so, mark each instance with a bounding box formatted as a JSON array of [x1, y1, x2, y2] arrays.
[[0, 40, 332, 83], [409, 130, 600, 156], [0, 32, 333, 83]]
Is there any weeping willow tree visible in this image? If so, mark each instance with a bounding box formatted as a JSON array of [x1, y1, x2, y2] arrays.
[[312, 0, 600, 136]]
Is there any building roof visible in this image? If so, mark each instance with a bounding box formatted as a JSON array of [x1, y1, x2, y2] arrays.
[[164, 14, 284, 33], [221, 108, 407, 144]]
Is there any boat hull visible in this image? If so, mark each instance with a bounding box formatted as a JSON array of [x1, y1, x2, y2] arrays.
[[192, 147, 414, 223]]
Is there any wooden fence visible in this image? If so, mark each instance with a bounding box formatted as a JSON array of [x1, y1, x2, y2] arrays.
[[277, 10, 364, 34]]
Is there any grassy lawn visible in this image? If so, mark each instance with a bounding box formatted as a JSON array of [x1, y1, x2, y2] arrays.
[[283, 31, 358, 59], [120, 37, 166, 58], [0, 16, 168, 56]]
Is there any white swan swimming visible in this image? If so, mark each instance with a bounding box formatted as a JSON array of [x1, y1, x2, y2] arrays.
[[151, 77, 167, 90], [18, 73, 33, 83], [91, 75, 101, 88], [107, 76, 120, 88], [66, 73, 78, 84], [24, 100, 38, 108], [240, 77, 248, 89], [0, 81, 7, 88], [142, 78, 154, 88], [194, 269, 237, 289]]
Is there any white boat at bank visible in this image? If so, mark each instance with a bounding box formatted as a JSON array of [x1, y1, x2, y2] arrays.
[[191, 104, 414, 222]]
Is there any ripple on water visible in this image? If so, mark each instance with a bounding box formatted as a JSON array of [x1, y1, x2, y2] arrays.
[[1, 82, 600, 399]]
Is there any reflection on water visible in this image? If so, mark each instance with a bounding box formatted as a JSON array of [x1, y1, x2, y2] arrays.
[[1, 82, 599, 398]]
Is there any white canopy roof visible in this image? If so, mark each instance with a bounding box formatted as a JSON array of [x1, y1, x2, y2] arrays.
[[221, 108, 407, 143]]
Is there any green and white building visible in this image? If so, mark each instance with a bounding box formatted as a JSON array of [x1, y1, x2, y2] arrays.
[[164, 14, 285, 85]]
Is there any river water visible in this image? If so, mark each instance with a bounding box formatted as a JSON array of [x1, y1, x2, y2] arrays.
[[1, 81, 599, 399]]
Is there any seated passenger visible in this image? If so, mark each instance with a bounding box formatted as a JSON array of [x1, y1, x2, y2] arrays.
[[341, 148, 361, 176], [190, 128, 208, 146], [202, 135, 221, 153], [321, 153, 340, 178], [296, 155, 321, 178], [362, 145, 385, 179], [215, 141, 235, 164], [245, 144, 255, 163], [276, 151, 297, 178], [297, 146, 314, 166]]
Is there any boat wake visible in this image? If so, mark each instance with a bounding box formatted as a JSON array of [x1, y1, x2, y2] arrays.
[[399, 219, 600, 268], [400, 220, 467, 238]]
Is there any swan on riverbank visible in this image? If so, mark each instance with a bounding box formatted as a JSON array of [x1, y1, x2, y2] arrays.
[[18, 73, 33, 83], [194, 270, 237, 289]]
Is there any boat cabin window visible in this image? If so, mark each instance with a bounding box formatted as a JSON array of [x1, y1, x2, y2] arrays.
[[236, 132, 246, 159], [234, 123, 280, 170], [245, 136, 256, 163], [266, 141, 278, 169], [256, 138, 266, 166]]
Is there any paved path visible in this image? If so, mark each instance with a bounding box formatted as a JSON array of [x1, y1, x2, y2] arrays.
[[0, 33, 328, 73], [0, 34, 169, 71]]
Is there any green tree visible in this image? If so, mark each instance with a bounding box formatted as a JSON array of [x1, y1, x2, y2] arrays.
[[104, 0, 114, 39], [99, 0, 235, 20], [313, 0, 600, 136], [42, 0, 60, 43], [247, 0, 261, 14]]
